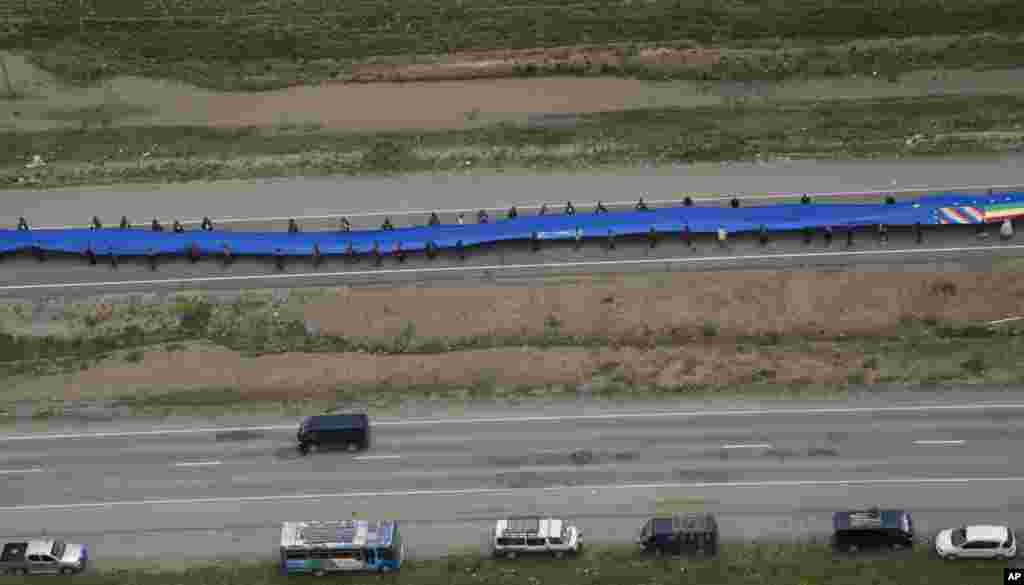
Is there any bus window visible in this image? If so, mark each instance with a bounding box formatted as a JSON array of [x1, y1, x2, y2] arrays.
[[285, 551, 308, 560], [380, 548, 395, 561], [366, 549, 376, 564], [311, 550, 330, 559], [329, 550, 362, 561], [526, 537, 545, 546]]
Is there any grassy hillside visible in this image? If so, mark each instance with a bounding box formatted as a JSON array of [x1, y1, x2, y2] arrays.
[[2, 0, 1024, 88]]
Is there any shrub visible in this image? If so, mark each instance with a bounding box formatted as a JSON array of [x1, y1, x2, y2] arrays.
[[702, 321, 720, 338]]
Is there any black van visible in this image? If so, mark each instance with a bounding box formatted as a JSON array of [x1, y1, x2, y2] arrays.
[[832, 508, 914, 553], [637, 514, 718, 557], [297, 414, 370, 455]]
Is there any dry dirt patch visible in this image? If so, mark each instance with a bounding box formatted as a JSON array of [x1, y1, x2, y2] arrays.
[[61, 343, 853, 402], [347, 46, 722, 83], [301, 271, 1024, 340]]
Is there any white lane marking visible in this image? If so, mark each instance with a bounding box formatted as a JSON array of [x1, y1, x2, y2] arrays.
[[721, 443, 773, 449], [27, 183, 1024, 229], [4, 476, 1024, 512], [173, 460, 223, 467], [914, 440, 966, 446], [0, 468, 44, 474], [354, 455, 401, 461], [3, 402, 1024, 442], [4, 242, 1024, 292]]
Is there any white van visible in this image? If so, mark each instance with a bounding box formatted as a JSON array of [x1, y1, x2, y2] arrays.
[[492, 517, 583, 559]]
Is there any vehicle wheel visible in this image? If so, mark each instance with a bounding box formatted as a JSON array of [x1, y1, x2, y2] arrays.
[[505, 551, 516, 559], [553, 551, 565, 559], [60, 567, 74, 575], [17, 568, 28, 576], [942, 553, 957, 560], [380, 566, 392, 573], [313, 569, 326, 577], [347, 442, 358, 452], [847, 545, 858, 553]]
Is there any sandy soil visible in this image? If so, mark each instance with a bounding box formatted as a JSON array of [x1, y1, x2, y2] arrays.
[[5, 51, 1024, 134], [63, 343, 853, 403], [347, 46, 722, 83], [299, 271, 1024, 340], [33, 270, 1024, 403]]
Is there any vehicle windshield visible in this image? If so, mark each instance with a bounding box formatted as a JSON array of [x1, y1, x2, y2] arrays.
[[951, 528, 967, 546], [50, 541, 66, 558]]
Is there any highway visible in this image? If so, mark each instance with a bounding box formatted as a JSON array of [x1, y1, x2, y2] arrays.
[[1, 218, 1022, 299], [4, 156, 1024, 230], [2, 390, 1024, 562]]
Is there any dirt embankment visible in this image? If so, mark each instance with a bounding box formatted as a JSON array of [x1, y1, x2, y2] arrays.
[[300, 271, 1024, 340], [46, 271, 1024, 403], [347, 46, 722, 83]]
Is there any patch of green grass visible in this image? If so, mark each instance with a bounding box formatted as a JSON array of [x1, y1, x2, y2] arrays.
[[4, 0, 1024, 90], [5, 92, 1024, 189], [0, 544, 1002, 585]]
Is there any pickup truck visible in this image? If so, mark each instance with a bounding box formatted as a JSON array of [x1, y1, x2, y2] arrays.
[[0, 539, 88, 576]]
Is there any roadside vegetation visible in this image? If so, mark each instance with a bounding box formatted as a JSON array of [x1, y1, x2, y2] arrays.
[[0, 544, 1007, 585], [3, 0, 1024, 89], [2, 286, 1024, 420], [6, 93, 1024, 189]]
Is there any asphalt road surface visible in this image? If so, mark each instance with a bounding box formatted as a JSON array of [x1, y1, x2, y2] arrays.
[[2, 389, 1024, 563], [4, 155, 1024, 230], [2, 221, 1022, 300]]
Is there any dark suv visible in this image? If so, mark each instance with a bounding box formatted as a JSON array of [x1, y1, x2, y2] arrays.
[[637, 514, 718, 557], [297, 414, 370, 455], [832, 508, 914, 553]]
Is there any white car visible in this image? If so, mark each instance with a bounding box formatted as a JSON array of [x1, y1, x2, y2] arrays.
[[934, 525, 1017, 560], [492, 517, 583, 559]]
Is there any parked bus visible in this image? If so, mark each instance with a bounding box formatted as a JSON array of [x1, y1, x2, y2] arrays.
[[280, 520, 403, 575]]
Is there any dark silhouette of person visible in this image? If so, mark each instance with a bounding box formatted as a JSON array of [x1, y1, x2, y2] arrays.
[[173, 220, 185, 233], [17, 217, 29, 231], [151, 218, 164, 232], [683, 224, 693, 247], [636, 198, 649, 212], [802, 226, 813, 245], [147, 248, 158, 271], [340, 217, 352, 232], [683, 196, 694, 207], [885, 195, 896, 205], [800, 194, 811, 205], [648, 226, 658, 248], [381, 217, 394, 231], [426, 241, 438, 259], [606, 229, 616, 250], [596, 201, 609, 214], [564, 201, 575, 215], [274, 248, 285, 271], [428, 212, 440, 227], [846, 226, 855, 247], [32, 245, 46, 262], [394, 241, 406, 263], [222, 243, 233, 266], [758, 224, 769, 246], [91, 216, 102, 230], [531, 231, 540, 252], [84, 245, 97, 265], [201, 216, 213, 231], [288, 218, 300, 234], [477, 210, 489, 224], [538, 203, 549, 216], [824, 225, 834, 247], [313, 243, 323, 267], [189, 242, 201, 263], [914, 221, 923, 244], [508, 206, 518, 220], [878, 223, 889, 243], [456, 239, 465, 260], [119, 215, 131, 229], [730, 197, 740, 209]]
